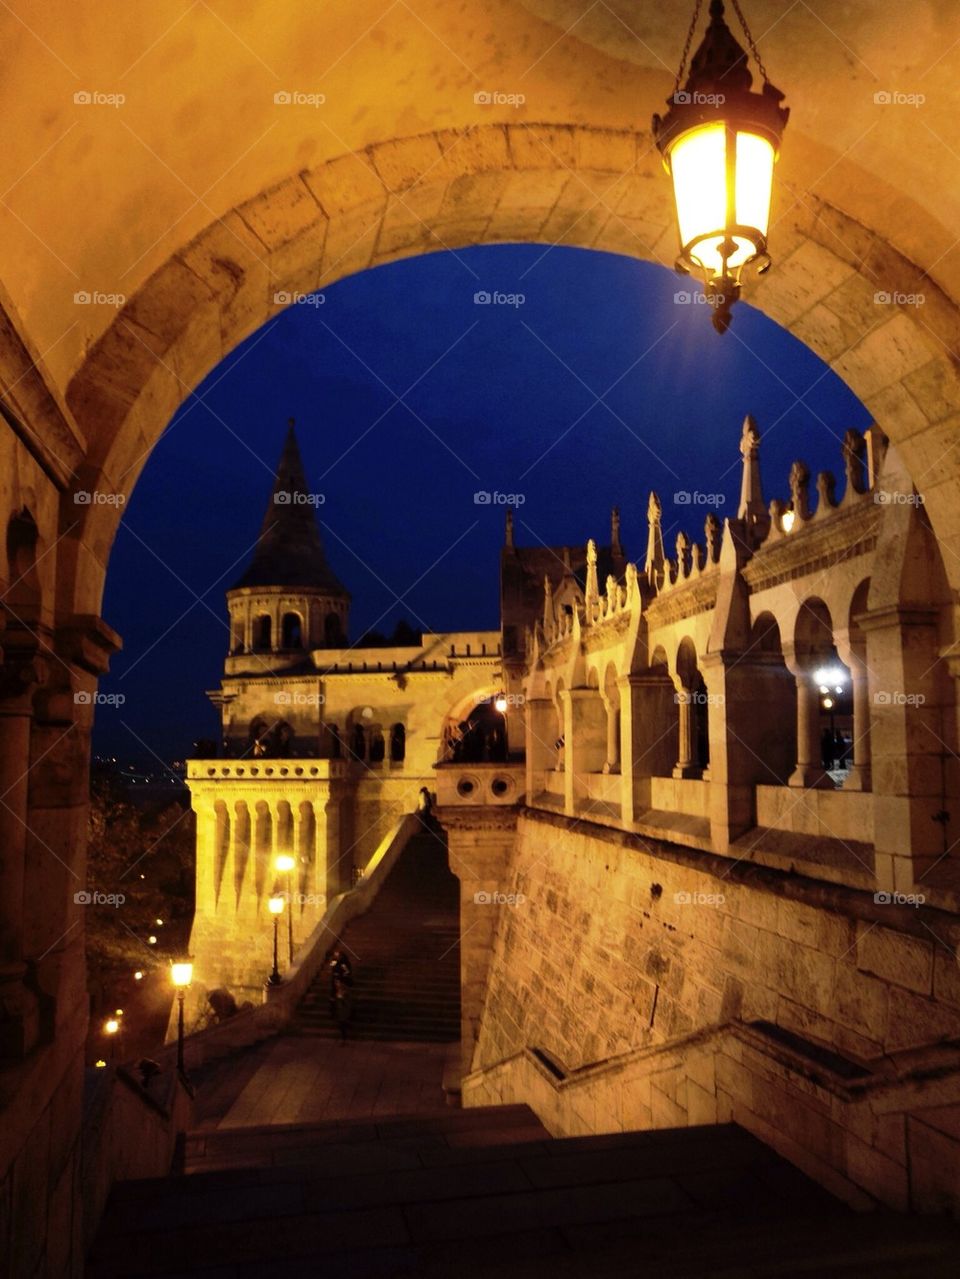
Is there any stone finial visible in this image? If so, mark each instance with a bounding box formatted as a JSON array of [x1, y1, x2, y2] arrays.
[[606, 573, 619, 610], [625, 561, 639, 602], [738, 413, 770, 543], [585, 538, 600, 605], [543, 574, 554, 632], [842, 428, 867, 498], [816, 470, 837, 514], [611, 506, 622, 557], [645, 492, 665, 587], [675, 530, 691, 579], [789, 460, 811, 522], [505, 507, 514, 548], [704, 512, 721, 564]]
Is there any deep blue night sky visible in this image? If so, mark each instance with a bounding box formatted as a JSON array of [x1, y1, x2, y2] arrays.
[[94, 245, 871, 764]]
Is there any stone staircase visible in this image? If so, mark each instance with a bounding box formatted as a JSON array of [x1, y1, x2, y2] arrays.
[[292, 819, 461, 1043], [87, 1106, 960, 1277]]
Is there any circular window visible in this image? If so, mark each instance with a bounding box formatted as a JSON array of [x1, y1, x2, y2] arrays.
[[295, 767, 304, 776], [207, 768, 216, 777], [310, 766, 319, 776], [491, 777, 511, 797], [236, 768, 244, 777], [250, 768, 259, 777], [280, 767, 289, 776], [457, 777, 476, 797]]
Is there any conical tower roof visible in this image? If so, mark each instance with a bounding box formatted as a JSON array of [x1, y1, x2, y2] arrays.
[[231, 422, 349, 595]]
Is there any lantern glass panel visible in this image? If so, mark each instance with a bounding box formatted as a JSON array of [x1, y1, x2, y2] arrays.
[[670, 123, 775, 276]]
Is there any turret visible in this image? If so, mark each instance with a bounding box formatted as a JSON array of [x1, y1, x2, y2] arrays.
[[226, 422, 350, 662]]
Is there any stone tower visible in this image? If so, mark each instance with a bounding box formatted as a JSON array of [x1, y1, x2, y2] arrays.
[[226, 423, 350, 663]]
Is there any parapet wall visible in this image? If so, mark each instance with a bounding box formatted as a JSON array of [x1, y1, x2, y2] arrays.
[[474, 811, 960, 1076]]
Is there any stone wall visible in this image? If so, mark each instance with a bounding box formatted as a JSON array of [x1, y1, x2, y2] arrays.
[[473, 811, 960, 1076]]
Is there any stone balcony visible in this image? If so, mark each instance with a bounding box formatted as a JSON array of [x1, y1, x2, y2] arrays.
[[434, 760, 525, 808], [186, 758, 345, 783]]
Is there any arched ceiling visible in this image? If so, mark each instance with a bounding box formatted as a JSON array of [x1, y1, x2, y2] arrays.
[[0, 0, 957, 398]]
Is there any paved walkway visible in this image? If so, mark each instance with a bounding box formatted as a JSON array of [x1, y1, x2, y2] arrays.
[[193, 1034, 454, 1130]]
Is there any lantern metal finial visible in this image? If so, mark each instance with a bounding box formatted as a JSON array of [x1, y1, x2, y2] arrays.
[[653, 0, 789, 333]]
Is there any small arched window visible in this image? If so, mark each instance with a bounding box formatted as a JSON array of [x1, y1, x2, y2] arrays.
[[254, 614, 272, 650], [390, 723, 405, 762], [351, 723, 366, 762], [324, 612, 342, 646], [369, 730, 385, 764], [281, 611, 303, 649]]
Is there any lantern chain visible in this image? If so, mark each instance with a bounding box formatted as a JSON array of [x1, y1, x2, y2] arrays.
[[673, 0, 705, 94], [729, 0, 770, 83]]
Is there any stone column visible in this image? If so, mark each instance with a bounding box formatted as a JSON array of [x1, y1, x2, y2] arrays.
[[560, 688, 606, 816], [0, 667, 42, 1057], [524, 697, 556, 801], [860, 605, 944, 890], [783, 645, 831, 789], [434, 805, 518, 1081], [601, 693, 620, 774], [672, 684, 698, 779]]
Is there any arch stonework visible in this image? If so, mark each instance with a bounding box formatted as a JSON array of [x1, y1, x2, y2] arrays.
[[58, 123, 960, 621]]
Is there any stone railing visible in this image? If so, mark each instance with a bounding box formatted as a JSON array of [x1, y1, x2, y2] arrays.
[[186, 758, 345, 782], [462, 1020, 960, 1217], [435, 761, 525, 808], [152, 811, 423, 1077], [81, 1063, 194, 1255]]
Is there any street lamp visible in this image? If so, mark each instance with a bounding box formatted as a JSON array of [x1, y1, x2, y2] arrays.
[[170, 959, 193, 1079], [104, 1016, 119, 1064], [275, 853, 296, 964], [653, 0, 789, 333], [494, 693, 508, 714], [267, 895, 285, 985]]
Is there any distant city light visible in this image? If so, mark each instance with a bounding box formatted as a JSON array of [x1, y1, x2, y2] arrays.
[[148, 935, 157, 945], [134, 971, 144, 981], [104, 1019, 119, 1035], [94, 1060, 107, 1068]]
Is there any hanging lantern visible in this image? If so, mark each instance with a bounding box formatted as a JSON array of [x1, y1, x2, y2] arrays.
[[653, 0, 789, 333]]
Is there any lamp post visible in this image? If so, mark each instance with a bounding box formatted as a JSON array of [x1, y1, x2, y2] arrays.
[[170, 959, 193, 1079], [815, 664, 847, 771], [275, 853, 296, 964], [103, 1016, 119, 1065], [653, 0, 789, 333], [267, 895, 284, 985]]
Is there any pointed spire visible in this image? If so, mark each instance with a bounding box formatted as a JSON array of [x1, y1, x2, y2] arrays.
[[585, 539, 600, 603], [504, 507, 514, 548], [645, 492, 665, 587], [737, 414, 769, 542], [543, 574, 554, 632], [232, 422, 349, 595], [611, 506, 622, 557]]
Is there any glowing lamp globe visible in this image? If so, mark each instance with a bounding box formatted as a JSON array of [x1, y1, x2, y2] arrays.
[[653, 0, 788, 333], [268, 895, 285, 916], [171, 961, 193, 988], [494, 694, 508, 713], [275, 853, 295, 873]]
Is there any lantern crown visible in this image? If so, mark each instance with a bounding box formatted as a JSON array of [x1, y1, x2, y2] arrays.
[[653, 0, 789, 333]]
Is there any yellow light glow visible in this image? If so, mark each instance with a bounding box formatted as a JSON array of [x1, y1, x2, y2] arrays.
[[268, 895, 285, 915], [115, 1008, 124, 1016], [134, 970, 144, 980], [670, 124, 775, 276], [494, 695, 508, 713], [781, 509, 796, 532], [95, 1059, 107, 1068], [171, 961, 193, 987], [148, 935, 157, 944], [823, 697, 834, 709], [104, 1018, 119, 1035], [275, 853, 295, 873]]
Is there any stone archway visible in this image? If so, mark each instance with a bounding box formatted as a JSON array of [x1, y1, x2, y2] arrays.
[[58, 122, 960, 622]]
